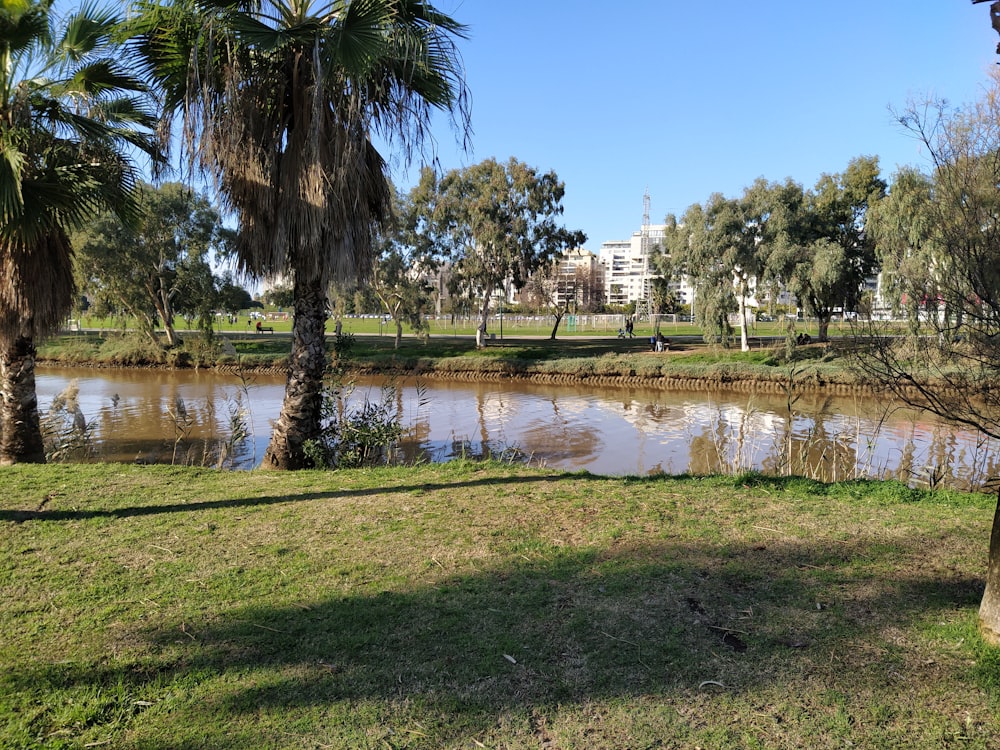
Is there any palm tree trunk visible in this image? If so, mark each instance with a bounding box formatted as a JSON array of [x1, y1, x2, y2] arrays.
[[261, 272, 328, 470], [0, 336, 46, 464]]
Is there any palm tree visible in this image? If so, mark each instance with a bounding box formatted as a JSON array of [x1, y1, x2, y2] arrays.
[[129, 0, 470, 469], [0, 0, 157, 464]]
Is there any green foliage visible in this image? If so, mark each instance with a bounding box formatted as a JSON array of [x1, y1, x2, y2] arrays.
[[775, 156, 886, 341], [0, 0, 157, 346], [367, 188, 436, 348], [74, 182, 227, 347], [216, 275, 254, 315], [303, 377, 406, 469], [410, 158, 585, 346]]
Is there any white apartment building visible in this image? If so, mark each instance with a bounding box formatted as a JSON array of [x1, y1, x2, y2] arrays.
[[552, 247, 605, 310], [598, 226, 662, 307], [597, 224, 697, 310]]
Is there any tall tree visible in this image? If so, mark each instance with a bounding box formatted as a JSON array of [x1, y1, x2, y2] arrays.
[[368, 190, 434, 349], [866, 166, 940, 322], [75, 182, 224, 346], [0, 0, 156, 464], [411, 158, 585, 348], [661, 180, 781, 350], [855, 77, 1000, 642], [130, 0, 470, 468], [774, 157, 886, 342]]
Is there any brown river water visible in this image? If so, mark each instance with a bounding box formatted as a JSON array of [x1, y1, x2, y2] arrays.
[[34, 365, 1000, 490]]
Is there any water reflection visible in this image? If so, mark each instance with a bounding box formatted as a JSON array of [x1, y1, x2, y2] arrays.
[[33, 366, 1000, 490]]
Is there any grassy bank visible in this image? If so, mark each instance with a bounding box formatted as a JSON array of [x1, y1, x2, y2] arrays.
[[39, 330, 858, 391], [2, 462, 999, 748]]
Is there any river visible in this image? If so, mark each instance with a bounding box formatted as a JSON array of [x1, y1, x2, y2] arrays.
[[33, 365, 1000, 490]]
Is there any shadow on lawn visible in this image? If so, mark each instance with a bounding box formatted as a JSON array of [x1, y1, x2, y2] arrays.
[[0, 472, 581, 523], [3, 471, 996, 746], [5, 529, 990, 747]]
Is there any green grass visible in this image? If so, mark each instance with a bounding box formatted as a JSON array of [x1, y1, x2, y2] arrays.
[[40, 327, 860, 392], [2, 463, 999, 748]]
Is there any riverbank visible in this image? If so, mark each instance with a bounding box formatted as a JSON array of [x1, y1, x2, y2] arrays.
[[2, 462, 996, 749], [39, 330, 865, 394]]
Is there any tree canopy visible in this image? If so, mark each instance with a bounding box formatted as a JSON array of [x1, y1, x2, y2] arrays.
[[410, 158, 586, 347], [75, 182, 229, 345]]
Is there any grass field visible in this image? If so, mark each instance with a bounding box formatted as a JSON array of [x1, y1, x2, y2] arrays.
[[70, 311, 847, 342], [2, 463, 999, 748]]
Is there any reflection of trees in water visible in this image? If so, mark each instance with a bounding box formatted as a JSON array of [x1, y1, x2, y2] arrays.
[[684, 396, 865, 482], [919, 422, 1000, 491], [686, 400, 796, 477], [87, 380, 252, 467], [687, 428, 723, 476], [37, 370, 1000, 486]]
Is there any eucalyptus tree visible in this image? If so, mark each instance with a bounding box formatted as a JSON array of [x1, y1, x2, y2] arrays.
[[855, 77, 1000, 643], [659, 206, 735, 346], [411, 158, 585, 348], [773, 156, 886, 341], [75, 182, 225, 346], [0, 0, 157, 464], [661, 179, 781, 350], [368, 189, 435, 349], [866, 167, 940, 322], [129, 0, 470, 468]]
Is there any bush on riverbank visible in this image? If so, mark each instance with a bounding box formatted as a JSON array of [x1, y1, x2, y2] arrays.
[[1, 462, 997, 748]]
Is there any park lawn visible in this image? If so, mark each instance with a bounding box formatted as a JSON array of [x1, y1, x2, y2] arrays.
[[67, 312, 835, 341], [2, 462, 999, 749]]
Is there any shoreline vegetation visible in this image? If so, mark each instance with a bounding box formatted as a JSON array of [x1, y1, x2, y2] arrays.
[[2, 462, 998, 748], [38, 327, 869, 395]]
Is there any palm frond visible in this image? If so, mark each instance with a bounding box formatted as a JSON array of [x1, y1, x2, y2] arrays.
[[56, 1, 118, 63]]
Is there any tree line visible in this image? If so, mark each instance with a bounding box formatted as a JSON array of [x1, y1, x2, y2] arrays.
[[656, 156, 884, 350]]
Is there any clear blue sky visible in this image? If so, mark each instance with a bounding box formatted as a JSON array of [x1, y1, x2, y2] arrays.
[[385, 1, 1000, 251]]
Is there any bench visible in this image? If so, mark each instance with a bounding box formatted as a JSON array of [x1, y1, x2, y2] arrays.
[[256, 325, 274, 333]]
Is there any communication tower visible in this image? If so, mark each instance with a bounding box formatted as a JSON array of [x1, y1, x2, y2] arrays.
[[636, 188, 652, 321]]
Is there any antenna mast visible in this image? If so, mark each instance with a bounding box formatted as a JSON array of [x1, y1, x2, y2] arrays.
[[637, 188, 652, 321]]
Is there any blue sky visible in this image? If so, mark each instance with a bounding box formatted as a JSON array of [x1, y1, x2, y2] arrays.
[[385, 1, 1000, 251]]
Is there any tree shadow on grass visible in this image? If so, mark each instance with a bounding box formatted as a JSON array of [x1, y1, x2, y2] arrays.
[[0, 472, 582, 523], [4, 532, 990, 748]]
